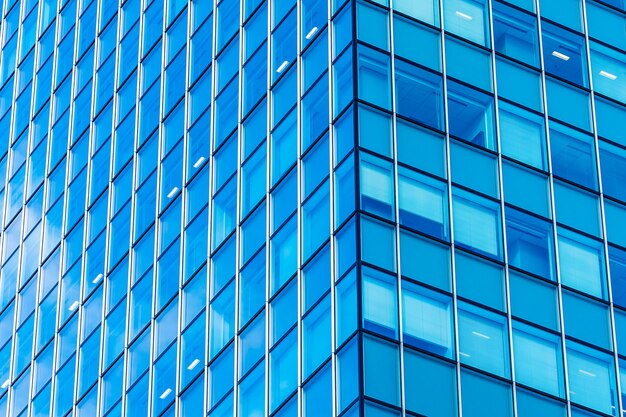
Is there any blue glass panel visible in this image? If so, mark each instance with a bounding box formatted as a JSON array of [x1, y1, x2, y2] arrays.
[[502, 160, 551, 218], [395, 60, 444, 130], [550, 122, 597, 189], [362, 266, 398, 338], [404, 349, 457, 417], [401, 281, 454, 358], [270, 330, 297, 412], [505, 207, 555, 280], [512, 322, 564, 397], [455, 250, 505, 311], [567, 341, 618, 415], [553, 181, 600, 237], [398, 167, 448, 240], [443, 0, 490, 46], [458, 302, 510, 378], [303, 296, 331, 378], [461, 370, 513, 417], [446, 37, 492, 91], [450, 139, 499, 198], [357, 46, 391, 109], [562, 290, 612, 349], [400, 229, 451, 291], [558, 228, 607, 299], [452, 188, 502, 260], [363, 336, 400, 406], [509, 270, 560, 331], [493, 2, 539, 66]]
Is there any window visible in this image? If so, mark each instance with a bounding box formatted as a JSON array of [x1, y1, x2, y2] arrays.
[[363, 336, 400, 406], [446, 37, 492, 92], [450, 139, 499, 198], [357, 46, 391, 110], [362, 266, 398, 338], [502, 161, 551, 218], [401, 281, 454, 358], [395, 60, 444, 130], [400, 229, 451, 291], [562, 290, 611, 349], [549, 122, 597, 189], [542, 22, 588, 87], [492, 2, 539, 66], [458, 303, 510, 378], [455, 250, 504, 311], [599, 140, 626, 202], [447, 81, 495, 150], [505, 207, 555, 280], [558, 228, 606, 299], [452, 189, 502, 260], [404, 349, 457, 417], [360, 154, 394, 219], [553, 181, 600, 237], [512, 322, 564, 397], [461, 370, 513, 417], [509, 270, 560, 331], [398, 167, 449, 240], [567, 342, 618, 416], [360, 216, 396, 272], [443, 0, 490, 46], [270, 330, 298, 412], [498, 102, 547, 169]]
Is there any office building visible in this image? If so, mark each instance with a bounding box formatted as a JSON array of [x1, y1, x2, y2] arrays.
[[1, 0, 626, 416]]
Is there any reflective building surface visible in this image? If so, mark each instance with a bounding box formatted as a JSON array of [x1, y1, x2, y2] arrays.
[[2, 0, 626, 416]]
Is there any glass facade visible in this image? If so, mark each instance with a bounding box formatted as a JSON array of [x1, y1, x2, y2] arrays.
[[1, 0, 626, 416]]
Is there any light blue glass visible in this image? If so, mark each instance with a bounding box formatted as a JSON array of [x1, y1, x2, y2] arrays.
[[402, 281, 454, 358], [239, 363, 265, 417], [357, 46, 391, 109], [404, 349, 457, 417], [562, 290, 612, 349], [360, 153, 394, 220], [362, 266, 398, 338], [553, 180, 600, 237], [516, 388, 567, 417], [558, 228, 607, 299], [505, 207, 555, 280], [239, 311, 265, 377], [302, 181, 330, 260], [398, 166, 449, 240], [270, 330, 297, 412], [395, 59, 444, 130], [394, 15, 441, 70], [512, 322, 564, 397], [461, 370, 513, 417], [599, 139, 626, 202], [360, 216, 396, 272], [498, 102, 546, 169], [446, 37, 492, 92], [271, 217, 298, 293], [502, 160, 551, 218], [363, 335, 400, 406], [447, 81, 496, 150], [303, 296, 331, 378], [458, 302, 510, 378], [509, 270, 560, 331], [450, 139, 499, 198], [400, 229, 451, 291], [271, 278, 297, 344], [493, 2, 539, 66], [303, 364, 332, 417], [452, 188, 502, 260], [443, 0, 490, 46], [455, 250, 505, 311], [358, 104, 392, 158], [337, 337, 359, 413], [567, 341, 618, 416], [357, 1, 389, 50], [396, 119, 446, 178]]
